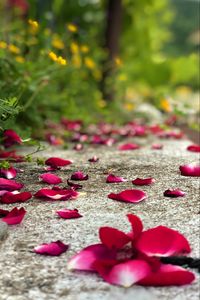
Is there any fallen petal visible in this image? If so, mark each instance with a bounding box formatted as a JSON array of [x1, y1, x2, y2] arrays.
[[1, 191, 32, 204], [56, 208, 82, 219], [127, 214, 143, 239], [180, 164, 200, 177], [132, 178, 155, 186], [40, 173, 62, 185], [187, 144, 200, 153], [70, 171, 88, 181], [34, 240, 69, 256], [0, 208, 9, 217], [106, 174, 127, 183], [164, 189, 185, 198], [118, 143, 140, 151], [3, 129, 22, 148], [0, 166, 17, 179], [67, 180, 83, 190], [88, 156, 99, 163], [45, 157, 72, 168], [99, 227, 131, 249], [2, 207, 26, 225], [108, 189, 147, 203], [151, 144, 163, 150], [0, 178, 23, 191], [34, 188, 78, 200]]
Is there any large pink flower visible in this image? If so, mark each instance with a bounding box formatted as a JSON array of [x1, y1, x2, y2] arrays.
[[34, 187, 78, 200], [34, 240, 69, 256], [108, 189, 147, 203], [0, 178, 23, 191], [179, 164, 200, 177], [2, 207, 26, 225]]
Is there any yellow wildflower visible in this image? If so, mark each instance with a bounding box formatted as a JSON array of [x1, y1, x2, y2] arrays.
[[117, 74, 127, 81], [124, 102, 135, 111], [0, 41, 7, 49], [15, 56, 25, 63], [8, 44, 20, 54], [114, 56, 122, 66], [72, 54, 81, 68], [67, 23, 78, 33], [52, 35, 65, 50], [70, 42, 79, 54], [80, 45, 89, 53], [160, 98, 172, 112], [48, 51, 58, 62], [84, 57, 95, 69], [57, 56, 67, 66], [28, 19, 39, 34]]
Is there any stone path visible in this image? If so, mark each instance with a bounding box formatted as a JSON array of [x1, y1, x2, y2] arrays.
[[0, 137, 199, 300]]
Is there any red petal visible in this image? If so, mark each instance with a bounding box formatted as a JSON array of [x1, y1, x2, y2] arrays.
[[68, 244, 115, 271], [34, 240, 69, 256], [40, 173, 62, 185], [135, 226, 191, 256], [108, 189, 147, 203], [67, 180, 83, 190], [1, 191, 32, 204], [164, 189, 185, 198], [0, 166, 17, 179], [70, 171, 88, 181], [3, 129, 22, 148], [132, 178, 155, 186], [0, 178, 23, 191], [2, 207, 26, 225], [151, 144, 163, 150], [34, 188, 78, 200], [139, 264, 195, 286], [118, 143, 140, 151], [180, 164, 200, 177], [127, 214, 143, 239], [95, 259, 151, 287], [0, 208, 9, 217], [106, 174, 127, 183], [99, 227, 131, 249], [88, 156, 99, 163], [56, 208, 82, 219], [187, 144, 200, 153], [45, 157, 72, 168]]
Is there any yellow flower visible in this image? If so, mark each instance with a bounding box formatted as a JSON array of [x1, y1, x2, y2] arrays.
[[8, 44, 20, 54], [70, 42, 79, 54], [67, 23, 78, 33], [48, 51, 58, 62], [124, 102, 135, 111], [57, 56, 67, 66], [114, 56, 122, 66], [72, 54, 81, 68], [84, 57, 95, 69], [80, 45, 89, 53], [15, 56, 25, 63], [52, 35, 65, 50], [117, 74, 127, 81], [160, 98, 172, 112], [28, 19, 39, 34], [48, 51, 67, 66], [0, 41, 7, 49]]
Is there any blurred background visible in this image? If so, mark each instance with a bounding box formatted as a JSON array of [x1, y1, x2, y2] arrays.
[[0, 0, 199, 136]]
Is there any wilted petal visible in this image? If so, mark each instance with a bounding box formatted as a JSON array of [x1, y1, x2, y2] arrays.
[[108, 189, 147, 203], [187, 144, 200, 153], [0, 150, 24, 162], [34, 188, 78, 200], [2, 207, 26, 225], [40, 173, 62, 185], [132, 178, 155, 186], [0, 178, 23, 191], [67, 180, 83, 190], [3, 129, 22, 148], [56, 208, 82, 219], [68, 244, 115, 271], [106, 174, 127, 183], [180, 164, 200, 177], [70, 171, 88, 181], [135, 226, 191, 257], [151, 144, 163, 150], [45, 157, 72, 168], [118, 143, 140, 151], [88, 156, 99, 163], [0, 166, 17, 179], [1, 191, 32, 204], [127, 214, 143, 240], [164, 189, 185, 198], [34, 240, 69, 256], [138, 264, 195, 286], [99, 227, 131, 249], [95, 259, 151, 287]]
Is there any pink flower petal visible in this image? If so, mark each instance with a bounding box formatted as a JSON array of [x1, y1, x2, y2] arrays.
[[108, 189, 147, 203], [118, 143, 140, 151], [67, 180, 83, 190], [164, 189, 185, 198], [88, 156, 99, 163], [45, 157, 72, 169], [95, 259, 151, 287], [138, 263, 195, 286], [34, 188, 78, 200], [99, 227, 131, 249], [0, 178, 23, 191], [70, 171, 88, 181], [56, 208, 82, 219], [68, 244, 115, 271], [180, 164, 200, 177], [151, 144, 163, 150], [132, 178, 155, 186], [34, 240, 69, 256], [0, 191, 32, 204], [40, 173, 62, 185], [127, 214, 143, 239], [106, 174, 127, 183], [135, 226, 191, 257], [73, 143, 83, 151], [0, 150, 24, 162], [3, 129, 22, 148], [187, 144, 200, 153], [2, 207, 26, 225], [0, 208, 9, 217], [0, 166, 17, 179]]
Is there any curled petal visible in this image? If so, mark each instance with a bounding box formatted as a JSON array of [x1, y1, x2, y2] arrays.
[[45, 157, 72, 168], [187, 144, 200, 153], [118, 143, 140, 151], [99, 227, 131, 249], [0, 178, 23, 191], [135, 225, 191, 257], [3, 129, 22, 148], [70, 171, 88, 181], [106, 174, 127, 183], [67, 180, 83, 190], [56, 208, 82, 219], [34, 188, 78, 200], [132, 178, 155, 186], [68, 244, 115, 271], [180, 164, 200, 177], [95, 259, 151, 287], [138, 264, 195, 286], [0, 166, 17, 179], [1, 191, 32, 204], [108, 189, 147, 203], [2, 207, 26, 225], [127, 214, 143, 239], [40, 173, 62, 185], [0, 208, 9, 217], [164, 189, 185, 198], [88, 156, 99, 163], [34, 240, 69, 256]]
